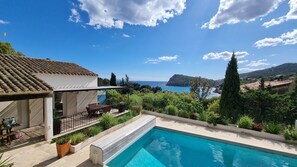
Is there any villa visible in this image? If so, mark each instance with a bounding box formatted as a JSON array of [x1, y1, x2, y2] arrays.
[[1, 54, 297, 167], [0, 54, 121, 142]]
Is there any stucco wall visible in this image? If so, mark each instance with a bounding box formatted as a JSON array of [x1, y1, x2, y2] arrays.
[[77, 91, 97, 113], [29, 99, 44, 127], [35, 74, 97, 89]]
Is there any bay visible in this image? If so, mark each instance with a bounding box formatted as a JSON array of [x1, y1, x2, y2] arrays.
[[133, 81, 220, 98]]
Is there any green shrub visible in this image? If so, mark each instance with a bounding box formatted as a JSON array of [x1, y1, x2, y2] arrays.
[[142, 93, 154, 110], [198, 111, 208, 122], [99, 113, 117, 130], [106, 90, 125, 108], [156, 109, 163, 113], [206, 111, 220, 126], [55, 135, 70, 145], [70, 133, 86, 145], [166, 105, 178, 116], [264, 123, 283, 134], [129, 94, 143, 108], [87, 126, 103, 137], [207, 99, 220, 113], [177, 110, 190, 118], [284, 126, 297, 141], [238, 115, 253, 129]]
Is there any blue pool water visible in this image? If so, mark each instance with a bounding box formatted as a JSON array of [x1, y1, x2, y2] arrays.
[[107, 128, 297, 167]]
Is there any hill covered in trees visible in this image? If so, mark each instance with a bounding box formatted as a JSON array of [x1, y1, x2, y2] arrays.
[[166, 74, 219, 87], [240, 63, 297, 79]]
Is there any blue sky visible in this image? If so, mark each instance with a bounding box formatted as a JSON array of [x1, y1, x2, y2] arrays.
[[0, 0, 296, 81]]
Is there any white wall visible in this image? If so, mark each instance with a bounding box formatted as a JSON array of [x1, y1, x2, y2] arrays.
[[35, 74, 97, 89], [29, 99, 44, 127], [0, 99, 44, 129], [17, 100, 29, 129], [0, 101, 17, 118], [62, 92, 77, 116], [77, 91, 97, 113]]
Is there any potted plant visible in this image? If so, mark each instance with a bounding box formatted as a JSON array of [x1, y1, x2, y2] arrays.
[[55, 136, 70, 158], [118, 102, 126, 113]]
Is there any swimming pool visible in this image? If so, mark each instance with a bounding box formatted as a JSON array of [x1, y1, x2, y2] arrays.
[[107, 127, 297, 167]]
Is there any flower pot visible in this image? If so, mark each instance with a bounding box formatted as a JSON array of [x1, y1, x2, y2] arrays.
[[118, 102, 126, 113], [56, 142, 70, 158]]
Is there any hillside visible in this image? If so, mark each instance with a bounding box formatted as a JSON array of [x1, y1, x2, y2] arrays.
[[166, 74, 219, 87], [240, 63, 297, 79]]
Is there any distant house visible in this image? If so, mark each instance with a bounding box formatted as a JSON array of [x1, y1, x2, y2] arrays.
[[241, 80, 293, 93], [0, 54, 119, 140]]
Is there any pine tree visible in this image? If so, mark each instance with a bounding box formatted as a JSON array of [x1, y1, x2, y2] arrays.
[[110, 73, 117, 86], [219, 52, 241, 122]]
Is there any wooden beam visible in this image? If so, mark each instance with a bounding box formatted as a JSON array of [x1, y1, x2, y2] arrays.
[[0, 93, 53, 102]]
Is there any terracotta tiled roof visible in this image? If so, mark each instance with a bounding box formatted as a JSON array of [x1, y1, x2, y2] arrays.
[[241, 80, 293, 91], [0, 54, 97, 96], [0, 54, 97, 76]]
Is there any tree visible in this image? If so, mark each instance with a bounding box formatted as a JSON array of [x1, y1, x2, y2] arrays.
[[190, 77, 212, 99], [120, 78, 125, 86], [291, 74, 297, 108], [98, 77, 110, 86], [219, 52, 241, 122], [0, 40, 25, 56], [259, 77, 265, 90], [110, 73, 117, 86]]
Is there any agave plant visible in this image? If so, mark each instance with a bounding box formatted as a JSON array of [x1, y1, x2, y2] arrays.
[[0, 153, 13, 167]]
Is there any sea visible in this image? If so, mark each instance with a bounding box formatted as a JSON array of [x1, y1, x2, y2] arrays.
[[98, 81, 220, 103], [133, 81, 220, 98]]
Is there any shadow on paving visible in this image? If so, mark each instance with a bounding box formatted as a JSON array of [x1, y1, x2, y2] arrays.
[[77, 159, 99, 167], [32, 157, 59, 167], [0, 136, 45, 153]]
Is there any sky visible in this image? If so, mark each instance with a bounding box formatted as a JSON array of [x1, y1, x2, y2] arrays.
[[0, 0, 296, 81]]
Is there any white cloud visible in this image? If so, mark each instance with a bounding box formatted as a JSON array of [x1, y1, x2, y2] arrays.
[[202, 0, 283, 29], [0, 19, 9, 24], [123, 34, 131, 38], [158, 55, 178, 61], [202, 51, 248, 61], [145, 55, 178, 64], [238, 68, 263, 72], [69, 8, 81, 23], [238, 60, 249, 64], [254, 29, 297, 48], [263, 0, 297, 28], [246, 59, 270, 67], [77, 0, 186, 29]]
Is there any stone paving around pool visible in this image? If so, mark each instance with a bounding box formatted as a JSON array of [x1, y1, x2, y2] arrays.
[[3, 115, 297, 167]]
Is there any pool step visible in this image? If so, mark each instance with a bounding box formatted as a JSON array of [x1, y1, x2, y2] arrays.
[[90, 115, 156, 166]]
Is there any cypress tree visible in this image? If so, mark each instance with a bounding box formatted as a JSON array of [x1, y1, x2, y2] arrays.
[[291, 74, 297, 107], [110, 73, 117, 86], [219, 52, 241, 122], [259, 77, 265, 90]]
